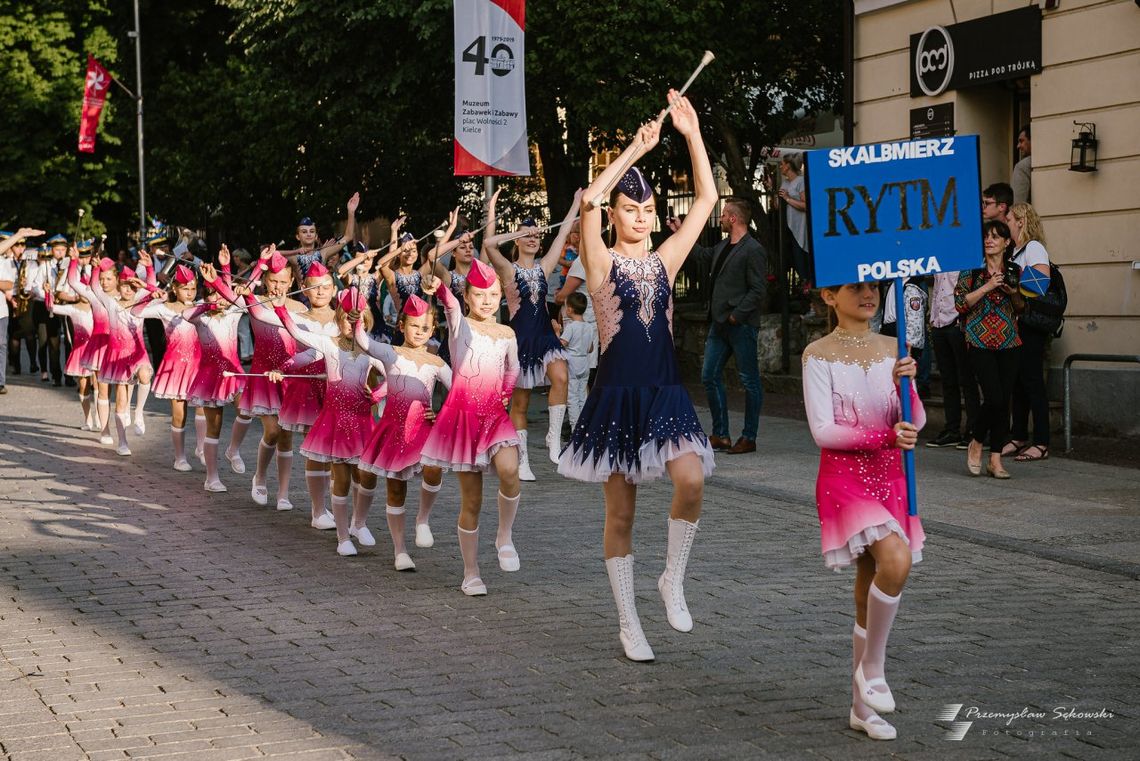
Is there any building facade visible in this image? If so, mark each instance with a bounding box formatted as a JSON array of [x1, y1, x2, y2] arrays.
[[853, 0, 1140, 435]]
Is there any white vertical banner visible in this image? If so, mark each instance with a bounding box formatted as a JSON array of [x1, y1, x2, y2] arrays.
[[454, 0, 530, 176]]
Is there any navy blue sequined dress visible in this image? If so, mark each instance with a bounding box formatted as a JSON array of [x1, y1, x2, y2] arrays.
[[506, 262, 565, 388], [558, 250, 714, 483]]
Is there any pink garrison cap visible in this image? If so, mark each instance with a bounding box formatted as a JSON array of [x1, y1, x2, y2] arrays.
[[305, 261, 331, 280], [466, 258, 498, 289], [402, 293, 430, 317], [337, 288, 367, 313], [267, 251, 289, 273], [97, 257, 116, 272], [120, 267, 137, 280], [173, 264, 196, 284]]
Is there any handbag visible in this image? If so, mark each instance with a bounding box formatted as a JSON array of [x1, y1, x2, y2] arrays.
[[1019, 263, 1067, 338]]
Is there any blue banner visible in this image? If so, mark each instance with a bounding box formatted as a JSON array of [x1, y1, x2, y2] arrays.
[[804, 136, 982, 287]]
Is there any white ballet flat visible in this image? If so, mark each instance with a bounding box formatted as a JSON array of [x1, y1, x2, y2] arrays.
[[203, 479, 228, 493], [336, 540, 358, 557], [310, 511, 337, 530], [849, 708, 897, 740], [195, 448, 205, 466], [250, 482, 268, 506], [172, 458, 192, 472], [461, 576, 487, 596], [116, 445, 132, 457], [225, 450, 246, 474], [132, 419, 145, 436], [276, 498, 294, 511], [99, 434, 114, 445], [394, 553, 416, 572], [414, 523, 434, 548], [855, 663, 896, 714], [349, 525, 376, 547], [496, 544, 520, 572]]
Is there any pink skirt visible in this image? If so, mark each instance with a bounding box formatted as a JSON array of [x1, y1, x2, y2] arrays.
[[186, 358, 244, 408], [98, 337, 147, 385], [358, 397, 432, 480], [81, 332, 108, 374], [816, 449, 925, 570], [153, 342, 201, 401], [65, 332, 92, 378], [278, 366, 325, 433], [298, 385, 375, 464], [420, 392, 518, 473], [240, 375, 283, 417]]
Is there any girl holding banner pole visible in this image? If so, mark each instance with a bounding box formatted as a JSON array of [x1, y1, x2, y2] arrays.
[[803, 281, 926, 740]]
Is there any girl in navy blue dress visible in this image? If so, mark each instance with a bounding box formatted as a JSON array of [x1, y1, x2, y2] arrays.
[[558, 91, 717, 662], [483, 190, 578, 481]]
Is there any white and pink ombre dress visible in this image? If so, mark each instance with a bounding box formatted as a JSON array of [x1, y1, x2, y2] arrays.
[[185, 304, 245, 408], [802, 329, 926, 570], [131, 299, 201, 400], [419, 284, 519, 472]]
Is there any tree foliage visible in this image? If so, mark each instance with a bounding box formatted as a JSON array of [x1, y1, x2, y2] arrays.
[[2, 0, 842, 249]]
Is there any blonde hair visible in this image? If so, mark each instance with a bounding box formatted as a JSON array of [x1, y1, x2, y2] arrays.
[[336, 303, 374, 333], [1009, 203, 1046, 247]]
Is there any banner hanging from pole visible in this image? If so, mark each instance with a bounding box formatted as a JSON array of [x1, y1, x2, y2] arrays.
[[78, 55, 110, 154], [454, 0, 530, 176]]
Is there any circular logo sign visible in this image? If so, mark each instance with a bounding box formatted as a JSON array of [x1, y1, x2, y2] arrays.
[[915, 26, 954, 96]]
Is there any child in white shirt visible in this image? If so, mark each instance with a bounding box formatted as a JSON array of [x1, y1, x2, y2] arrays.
[[555, 292, 595, 430]]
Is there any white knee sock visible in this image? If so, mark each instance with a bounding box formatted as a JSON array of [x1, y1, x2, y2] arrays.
[[330, 494, 350, 542], [194, 412, 207, 455], [385, 503, 406, 556], [134, 381, 151, 424], [96, 399, 110, 438], [227, 415, 252, 458], [170, 425, 187, 463], [114, 411, 131, 448], [306, 469, 328, 518], [254, 438, 275, 487], [458, 525, 480, 582], [353, 486, 375, 531], [276, 449, 293, 503], [81, 392, 93, 429], [496, 490, 520, 550], [862, 583, 901, 690], [203, 437, 220, 484], [852, 625, 880, 721], [418, 479, 441, 526]]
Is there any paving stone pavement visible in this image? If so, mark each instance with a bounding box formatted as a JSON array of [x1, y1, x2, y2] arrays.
[[1, 375, 1137, 761]]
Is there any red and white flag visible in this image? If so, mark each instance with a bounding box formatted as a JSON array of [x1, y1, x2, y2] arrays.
[[78, 55, 110, 154], [454, 0, 530, 176]]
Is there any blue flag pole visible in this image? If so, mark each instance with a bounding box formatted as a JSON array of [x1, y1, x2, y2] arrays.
[[893, 277, 919, 516]]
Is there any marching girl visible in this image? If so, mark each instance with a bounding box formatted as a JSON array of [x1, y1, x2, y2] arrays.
[[129, 263, 202, 472], [802, 282, 925, 741], [45, 277, 95, 430], [119, 260, 156, 436], [211, 247, 307, 511], [240, 258, 340, 528], [354, 294, 452, 571], [186, 262, 246, 492], [419, 262, 521, 596], [268, 289, 386, 557], [378, 216, 437, 318], [67, 253, 147, 456], [558, 92, 716, 662], [482, 190, 575, 480]]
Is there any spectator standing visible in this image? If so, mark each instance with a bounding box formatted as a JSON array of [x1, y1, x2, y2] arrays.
[[1011, 126, 1032, 205], [674, 197, 768, 454], [778, 155, 812, 290], [1004, 203, 1053, 462]]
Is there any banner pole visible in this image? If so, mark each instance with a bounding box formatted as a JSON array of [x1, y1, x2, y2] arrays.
[[894, 277, 919, 516], [131, 0, 146, 246]]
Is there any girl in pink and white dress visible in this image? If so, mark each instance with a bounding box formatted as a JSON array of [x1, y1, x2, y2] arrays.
[[187, 262, 246, 492], [211, 246, 309, 512], [419, 262, 521, 596], [129, 263, 203, 472], [244, 258, 340, 527], [269, 290, 386, 557], [354, 294, 452, 572], [118, 260, 156, 436], [67, 253, 146, 455], [803, 282, 926, 741], [44, 285, 94, 430]]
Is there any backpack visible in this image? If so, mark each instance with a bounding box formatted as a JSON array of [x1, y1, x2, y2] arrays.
[[1019, 263, 1067, 338]]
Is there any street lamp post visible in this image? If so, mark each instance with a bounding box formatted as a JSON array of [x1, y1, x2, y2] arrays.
[[129, 0, 146, 243]]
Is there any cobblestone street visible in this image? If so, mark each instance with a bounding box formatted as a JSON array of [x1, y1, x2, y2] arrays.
[[1, 376, 1137, 760]]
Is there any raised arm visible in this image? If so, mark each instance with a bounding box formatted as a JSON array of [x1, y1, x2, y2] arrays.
[[353, 320, 396, 365], [480, 189, 515, 280], [654, 92, 717, 279], [427, 274, 462, 334], [130, 294, 172, 320], [539, 190, 582, 277], [274, 304, 336, 355]]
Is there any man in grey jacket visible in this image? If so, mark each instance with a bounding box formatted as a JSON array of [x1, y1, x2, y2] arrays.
[[670, 197, 767, 454]]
